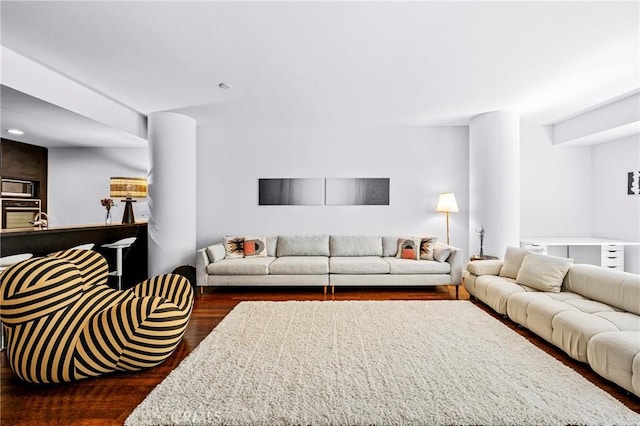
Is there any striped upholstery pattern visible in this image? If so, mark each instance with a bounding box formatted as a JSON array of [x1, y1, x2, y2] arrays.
[[0, 249, 193, 384]]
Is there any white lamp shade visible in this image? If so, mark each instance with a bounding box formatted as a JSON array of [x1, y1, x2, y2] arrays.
[[436, 192, 459, 213]]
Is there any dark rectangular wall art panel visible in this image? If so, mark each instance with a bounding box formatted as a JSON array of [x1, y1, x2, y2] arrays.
[[325, 178, 390, 205], [259, 178, 323, 205]]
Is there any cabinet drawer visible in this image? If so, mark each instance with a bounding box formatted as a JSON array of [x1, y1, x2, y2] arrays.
[[603, 265, 624, 271], [601, 250, 623, 259], [601, 245, 624, 253], [601, 256, 624, 267]]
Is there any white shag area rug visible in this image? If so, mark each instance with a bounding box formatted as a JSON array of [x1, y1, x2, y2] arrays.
[[126, 301, 640, 425]]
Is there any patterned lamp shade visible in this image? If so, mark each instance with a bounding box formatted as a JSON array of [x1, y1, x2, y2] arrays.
[[110, 177, 147, 199]]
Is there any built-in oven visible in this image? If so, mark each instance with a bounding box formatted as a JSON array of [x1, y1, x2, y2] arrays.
[[1, 179, 36, 198], [1, 198, 41, 229]]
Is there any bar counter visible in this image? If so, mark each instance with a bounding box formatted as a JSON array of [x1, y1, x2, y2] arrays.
[[1, 222, 148, 289]]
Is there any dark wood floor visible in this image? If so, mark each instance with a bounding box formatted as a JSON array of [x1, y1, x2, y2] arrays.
[[2, 285, 638, 425]]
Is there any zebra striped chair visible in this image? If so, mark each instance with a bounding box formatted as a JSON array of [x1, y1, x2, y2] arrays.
[[0, 249, 193, 384]]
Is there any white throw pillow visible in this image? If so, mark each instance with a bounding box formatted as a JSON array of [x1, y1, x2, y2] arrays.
[[433, 245, 451, 263], [206, 244, 226, 263], [515, 253, 573, 293], [499, 246, 530, 279]]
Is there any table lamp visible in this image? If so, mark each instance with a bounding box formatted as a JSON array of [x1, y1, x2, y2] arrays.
[[436, 192, 458, 245], [110, 177, 147, 224]]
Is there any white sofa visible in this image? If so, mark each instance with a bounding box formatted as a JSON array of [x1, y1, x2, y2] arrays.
[[197, 235, 463, 296], [465, 247, 640, 397]]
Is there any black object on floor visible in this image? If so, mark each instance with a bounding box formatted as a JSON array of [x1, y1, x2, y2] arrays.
[[172, 265, 197, 289]]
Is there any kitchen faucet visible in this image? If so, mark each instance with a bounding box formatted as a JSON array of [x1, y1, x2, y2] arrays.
[[30, 211, 49, 228]]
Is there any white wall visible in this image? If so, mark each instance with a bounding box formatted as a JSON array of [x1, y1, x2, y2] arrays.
[[196, 126, 470, 257], [48, 147, 148, 226], [592, 135, 640, 273], [520, 122, 592, 237]]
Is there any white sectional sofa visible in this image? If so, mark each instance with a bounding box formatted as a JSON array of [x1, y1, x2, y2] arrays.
[[197, 235, 463, 296], [465, 247, 640, 397]]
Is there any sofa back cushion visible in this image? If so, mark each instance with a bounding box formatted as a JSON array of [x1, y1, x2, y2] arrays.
[[277, 235, 330, 257], [499, 246, 530, 279], [563, 264, 640, 315], [515, 253, 573, 293], [330, 236, 382, 257]]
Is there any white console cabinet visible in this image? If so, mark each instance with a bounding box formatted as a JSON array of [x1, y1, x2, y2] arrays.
[[520, 237, 638, 272]]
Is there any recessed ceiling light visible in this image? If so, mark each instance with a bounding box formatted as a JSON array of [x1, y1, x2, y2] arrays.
[[6, 129, 24, 135], [218, 82, 232, 90]]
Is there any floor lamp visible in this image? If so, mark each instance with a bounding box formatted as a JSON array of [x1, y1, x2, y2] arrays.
[[436, 192, 458, 245]]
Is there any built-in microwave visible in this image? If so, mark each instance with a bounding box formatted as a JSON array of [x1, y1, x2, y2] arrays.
[[1, 179, 35, 198]]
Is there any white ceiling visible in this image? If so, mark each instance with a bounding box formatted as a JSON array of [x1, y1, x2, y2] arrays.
[[1, 86, 147, 148], [1, 1, 638, 146]]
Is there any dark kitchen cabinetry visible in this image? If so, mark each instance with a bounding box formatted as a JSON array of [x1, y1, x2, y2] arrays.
[[0, 139, 48, 212], [0, 222, 148, 290]]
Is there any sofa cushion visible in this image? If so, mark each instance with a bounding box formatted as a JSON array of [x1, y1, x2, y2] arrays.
[[206, 243, 226, 263], [515, 253, 573, 293], [223, 236, 244, 259], [470, 275, 534, 315], [207, 257, 275, 275], [329, 236, 383, 257], [419, 237, 438, 260], [564, 298, 618, 314], [594, 312, 640, 331], [587, 331, 640, 395], [330, 257, 390, 274], [563, 264, 640, 315], [551, 310, 620, 362], [509, 295, 581, 343], [499, 246, 530, 279], [277, 235, 330, 256], [243, 236, 268, 258], [269, 257, 329, 275], [545, 292, 587, 302], [384, 257, 450, 274], [396, 238, 420, 260]]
